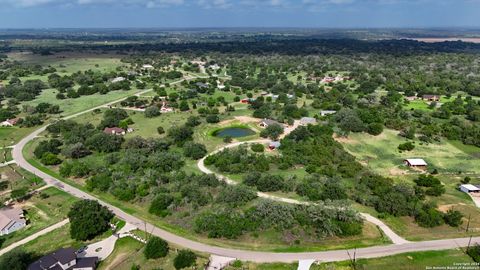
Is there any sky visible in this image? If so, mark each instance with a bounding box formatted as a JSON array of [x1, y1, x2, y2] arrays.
[[0, 0, 480, 28]]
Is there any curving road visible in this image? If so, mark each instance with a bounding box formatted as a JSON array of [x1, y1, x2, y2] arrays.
[[11, 86, 480, 263]]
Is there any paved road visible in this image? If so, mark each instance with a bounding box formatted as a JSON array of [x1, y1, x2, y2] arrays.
[[78, 223, 136, 260], [0, 219, 69, 256], [11, 83, 480, 263]]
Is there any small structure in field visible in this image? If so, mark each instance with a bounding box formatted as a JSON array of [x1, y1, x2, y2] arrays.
[[422, 95, 440, 102], [103, 127, 125, 136], [460, 184, 480, 194], [269, 141, 281, 150], [142, 64, 154, 69], [0, 118, 21, 127], [320, 110, 337, 117], [300, 117, 317, 126], [0, 206, 26, 236], [405, 96, 417, 101], [404, 158, 428, 168]]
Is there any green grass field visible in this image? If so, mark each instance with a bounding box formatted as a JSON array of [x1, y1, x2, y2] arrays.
[[0, 187, 78, 249], [0, 127, 36, 146], [23, 88, 142, 117], [339, 129, 480, 175], [98, 237, 209, 270]]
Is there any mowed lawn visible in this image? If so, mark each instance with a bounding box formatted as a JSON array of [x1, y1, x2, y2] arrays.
[[339, 129, 480, 175], [0, 127, 36, 145], [0, 187, 78, 249]]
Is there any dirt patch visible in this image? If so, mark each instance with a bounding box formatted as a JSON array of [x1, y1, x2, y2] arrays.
[[234, 116, 259, 124], [333, 134, 358, 144], [389, 167, 408, 176], [104, 252, 130, 270], [438, 203, 466, 213]]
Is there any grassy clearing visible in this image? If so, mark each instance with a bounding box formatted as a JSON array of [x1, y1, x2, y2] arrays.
[[0, 127, 36, 145], [98, 237, 209, 270], [23, 88, 142, 117], [231, 249, 473, 270], [0, 187, 78, 248], [339, 129, 480, 175]]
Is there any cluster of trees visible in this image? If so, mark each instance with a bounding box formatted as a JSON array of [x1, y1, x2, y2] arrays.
[[194, 200, 363, 239]]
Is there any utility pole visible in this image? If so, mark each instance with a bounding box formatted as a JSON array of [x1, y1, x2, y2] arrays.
[[466, 214, 471, 233]]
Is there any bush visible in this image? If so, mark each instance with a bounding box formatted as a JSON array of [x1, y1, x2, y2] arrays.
[[398, 141, 415, 151], [149, 194, 174, 216], [443, 209, 463, 227], [366, 122, 383, 136], [206, 114, 220, 123], [467, 245, 480, 263], [157, 126, 165, 134], [415, 203, 444, 228], [250, 143, 264, 152], [144, 236, 169, 259], [183, 142, 207, 160], [145, 106, 161, 118], [260, 123, 284, 140], [174, 250, 197, 270], [40, 152, 62, 165]]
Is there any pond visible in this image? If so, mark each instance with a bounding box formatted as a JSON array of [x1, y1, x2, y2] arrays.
[[213, 127, 256, 138]]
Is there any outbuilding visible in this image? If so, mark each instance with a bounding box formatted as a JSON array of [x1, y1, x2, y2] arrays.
[[404, 158, 428, 168], [269, 141, 281, 150], [460, 184, 480, 193]]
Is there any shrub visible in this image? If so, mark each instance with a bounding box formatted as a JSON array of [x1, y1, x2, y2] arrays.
[[206, 114, 220, 123], [144, 236, 169, 259], [157, 126, 165, 134], [443, 209, 463, 227], [415, 203, 444, 228], [183, 142, 207, 160], [250, 143, 264, 152], [68, 200, 114, 241], [0, 249, 32, 270], [40, 152, 62, 165], [398, 141, 415, 151], [149, 194, 174, 216], [174, 250, 197, 270], [145, 106, 161, 118]]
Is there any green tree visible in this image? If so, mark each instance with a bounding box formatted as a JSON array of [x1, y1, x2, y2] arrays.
[[183, 142, 207, 160], [0, 249, 32, 270], [67, 200, 114, 241], [149, 194, 174, 217], [174, 250, 197, 270], [260, 124, 284, 140], [144, 236, 169, 259]]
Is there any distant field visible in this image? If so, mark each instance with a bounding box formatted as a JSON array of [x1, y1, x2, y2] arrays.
[[23, 88, 142, 116], [409, 37, 480, 43], [338, 129, 480, 175], [7, 52, 124, 74]]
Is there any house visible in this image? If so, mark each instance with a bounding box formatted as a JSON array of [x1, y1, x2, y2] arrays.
[[240, 98, 253, 104], [321, 76, 335, 83], [404, 158, 428, 168], [142, 64, 154, 69], [320, 110, 337, 117], [209, 64, 220, 70], [300, 117, 317, 126], [405, 96, 417, 101], [111, 77, 126, 83], [422, 95, 440, 102], [103, 127, 125, 136], [460, 184, 480, 194], [259, 118, 282, 128], [0, 207, 26, 236], [28, 247, 97, 270], [269, 141, 281, 150], [161, 101, 173, 113], [0, 117, 21, 127]]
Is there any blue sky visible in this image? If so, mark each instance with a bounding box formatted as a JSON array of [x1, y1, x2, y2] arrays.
[[0, 0, 480, 28]]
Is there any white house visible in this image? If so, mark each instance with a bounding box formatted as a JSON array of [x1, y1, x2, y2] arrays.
[[320, 110, 337, 117], [0, 207, 26, 236], [0, 118, 20, 127], [142, 64, 154, 69], [460, 184, 480, 194]]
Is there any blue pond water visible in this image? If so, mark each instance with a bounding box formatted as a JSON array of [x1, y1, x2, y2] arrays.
[[214, 127, 255, 138]]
